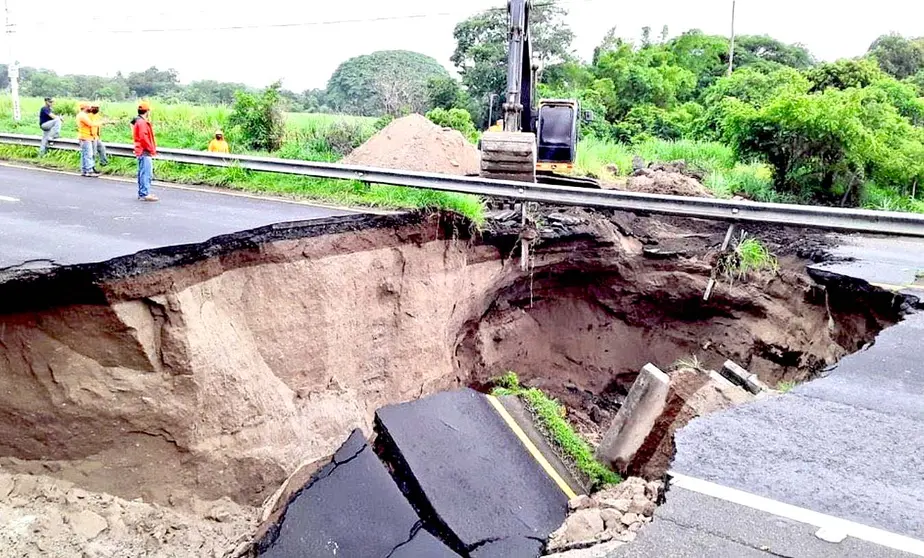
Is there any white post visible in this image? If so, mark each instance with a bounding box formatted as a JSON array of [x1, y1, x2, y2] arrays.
[[4, 0, 20, 122], [727, 0, 736, 76]]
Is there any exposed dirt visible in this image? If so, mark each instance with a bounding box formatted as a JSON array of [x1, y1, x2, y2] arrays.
[[0, 470, 256, 557], [0, 208, 911, 555], [342, 113, 481, 175], [622, 167, 713, 197]]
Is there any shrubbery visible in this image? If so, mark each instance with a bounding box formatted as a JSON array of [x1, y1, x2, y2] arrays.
[[229, 82, 286, 152]]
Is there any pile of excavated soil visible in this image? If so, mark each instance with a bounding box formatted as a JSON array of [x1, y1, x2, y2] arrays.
[[624, 167, 713, 197], [342, 114, 481, 175], [0, 470, 256, 558]]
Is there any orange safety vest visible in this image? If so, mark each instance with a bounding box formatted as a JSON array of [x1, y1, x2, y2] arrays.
[[76, 111, 94, 141], [208, 139, 230, 153]]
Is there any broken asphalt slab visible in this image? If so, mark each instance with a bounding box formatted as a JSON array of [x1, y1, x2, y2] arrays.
[[256, 429, 457, 558], [375, 388, 569, 557]]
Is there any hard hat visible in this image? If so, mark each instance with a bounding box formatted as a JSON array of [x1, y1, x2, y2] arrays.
[[78, 102, 89, 110], [89, 102, 100, 108], [138, 101, 151, 111], [215, 129, 224, 135]]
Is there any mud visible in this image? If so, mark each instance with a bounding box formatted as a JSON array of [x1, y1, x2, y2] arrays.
[[0, 208, 909, 555]]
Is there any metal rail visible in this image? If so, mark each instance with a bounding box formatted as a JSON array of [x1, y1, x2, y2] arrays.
[[3, 132, 924, 237]]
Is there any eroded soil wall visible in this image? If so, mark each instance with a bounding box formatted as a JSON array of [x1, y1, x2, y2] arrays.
[[0, 210, 904, 517]]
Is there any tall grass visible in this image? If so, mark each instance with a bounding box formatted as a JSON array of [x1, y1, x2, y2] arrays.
[[0, 96, 484, 222], [577, 136, 778, 201]]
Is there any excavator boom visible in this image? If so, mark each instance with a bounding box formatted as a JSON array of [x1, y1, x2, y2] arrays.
[[480, 0, 538, 183]]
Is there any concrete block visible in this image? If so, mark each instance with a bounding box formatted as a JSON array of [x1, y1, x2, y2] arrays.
[[596, 364, 670, 471], [720, 360, 769, 395]]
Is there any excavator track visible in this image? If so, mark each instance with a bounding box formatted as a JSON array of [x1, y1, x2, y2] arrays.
[[536, 172, 601, 189]]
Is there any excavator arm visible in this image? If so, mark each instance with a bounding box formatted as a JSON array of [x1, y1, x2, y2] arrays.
[[480, 0, 539, 183]]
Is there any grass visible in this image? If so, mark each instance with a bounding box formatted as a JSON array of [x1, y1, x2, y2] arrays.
[[776, 380, 797, 393], [0, 95, 484, 222], [577, 136, 781, 202], [492, 372, 621, 490], [720, 232, 779, 283]]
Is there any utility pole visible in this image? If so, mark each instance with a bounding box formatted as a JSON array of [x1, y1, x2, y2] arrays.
[[487, 93, 498, 128], [727, 0, 736, 76], [4, 0, 20, 122]]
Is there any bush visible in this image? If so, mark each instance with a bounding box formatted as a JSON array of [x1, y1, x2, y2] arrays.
[[229, 82, 286, 152], [426, 107, 479, 143], [373, 114, 394, 131], [323, 120, 371, 157]]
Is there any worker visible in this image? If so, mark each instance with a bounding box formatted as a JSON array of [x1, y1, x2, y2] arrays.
[[88, 102, 108, 169], [488, 120, 503, 132], [76, 103, 97, 177], [38, 97, 62, 156], [133, 101, 159, 202], [207, 129, 230, 153]]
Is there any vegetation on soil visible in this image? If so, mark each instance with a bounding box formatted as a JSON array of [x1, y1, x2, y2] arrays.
[[492, 372, 622, 490], [720, 233, 780, 283], [776, 380, 797, 393]]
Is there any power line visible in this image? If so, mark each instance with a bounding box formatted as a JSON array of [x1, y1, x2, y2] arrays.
[[9, 0, 592, 35]]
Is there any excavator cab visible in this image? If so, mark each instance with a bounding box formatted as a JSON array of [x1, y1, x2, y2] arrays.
[[536, 100, 579, 176]]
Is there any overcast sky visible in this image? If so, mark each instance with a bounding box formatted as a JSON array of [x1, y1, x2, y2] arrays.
[[1, 0, 922, 91]]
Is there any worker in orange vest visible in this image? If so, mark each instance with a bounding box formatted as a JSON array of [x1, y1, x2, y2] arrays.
[[207, 129, 230, 153], [76, 103, 98, 177]]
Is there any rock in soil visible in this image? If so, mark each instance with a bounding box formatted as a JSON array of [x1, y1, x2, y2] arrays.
[[546, 477, 659, 554]]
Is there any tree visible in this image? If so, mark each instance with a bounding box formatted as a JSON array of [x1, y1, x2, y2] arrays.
[[229, 81, 286, 151], [450, 1, 574, 124], [325, 50, 449, 116], [868, 34, 924, 80], [0, 64, 8, 90], [184, 80, 245, 105], [126, 66, 179, 98], [426, 107, 479, 143], [668, 30, 730, 90], [427, 76, 472, 112], [592, 42, 697, 121], [734, 35, 815, 69], [807, 58, 884, 92]]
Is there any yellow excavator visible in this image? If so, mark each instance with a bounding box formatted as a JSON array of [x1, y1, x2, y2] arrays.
[[479, 0, 599, 188]]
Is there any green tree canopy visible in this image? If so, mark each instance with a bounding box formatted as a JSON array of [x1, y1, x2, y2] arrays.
[[451, 1, 574, 124], [868, 34, 924, 80], [325, 50, 449, 116]]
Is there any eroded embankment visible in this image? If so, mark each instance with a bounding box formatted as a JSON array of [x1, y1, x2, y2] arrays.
[[0, 209, 909, 556]]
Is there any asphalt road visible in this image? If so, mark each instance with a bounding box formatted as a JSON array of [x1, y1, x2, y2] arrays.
[[0, 164, 354, 271], [630, 235, 924, 557], [810, 233, 924, 290]]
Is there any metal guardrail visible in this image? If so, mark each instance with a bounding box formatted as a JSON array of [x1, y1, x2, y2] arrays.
[[3, 131, 924, 237]]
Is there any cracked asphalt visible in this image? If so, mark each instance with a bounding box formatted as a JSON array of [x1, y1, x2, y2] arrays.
[[256, 429, 457, 557], [0, 165, 353, 271]]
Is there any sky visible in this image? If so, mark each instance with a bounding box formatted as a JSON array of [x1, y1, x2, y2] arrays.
[[1, 0, 923, 91]]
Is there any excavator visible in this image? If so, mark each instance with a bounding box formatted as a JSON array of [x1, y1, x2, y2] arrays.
[[479, 0, 600, 189]]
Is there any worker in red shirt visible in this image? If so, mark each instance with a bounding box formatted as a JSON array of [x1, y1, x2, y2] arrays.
[[132, 101, 159, 202]]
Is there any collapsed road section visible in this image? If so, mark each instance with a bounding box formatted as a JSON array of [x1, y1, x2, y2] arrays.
[[0, 206, 913, 556]]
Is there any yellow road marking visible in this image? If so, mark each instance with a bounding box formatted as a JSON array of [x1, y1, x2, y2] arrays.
[[485, 394, 578, 500]]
